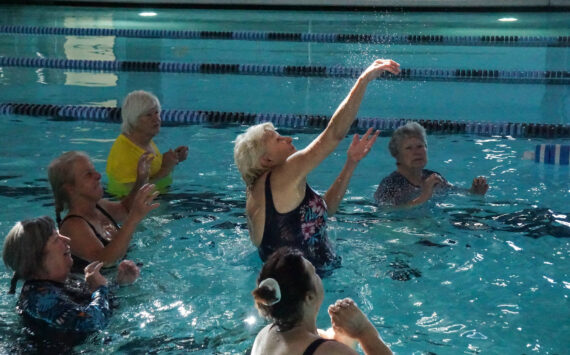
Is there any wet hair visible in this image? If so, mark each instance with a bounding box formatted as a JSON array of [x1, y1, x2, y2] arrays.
[[252, 247, 314, 331], [233, 122, 276, 187], [47, 151, 89, 225], [388, 122, 427, 159], [121, 90, 161, 135], [3, 216, 56, 293]]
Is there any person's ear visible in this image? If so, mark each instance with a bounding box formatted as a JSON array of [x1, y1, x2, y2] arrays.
[[260, 154, 272, 168]]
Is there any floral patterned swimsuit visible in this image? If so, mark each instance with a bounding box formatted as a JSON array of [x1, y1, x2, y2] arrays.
[[259, 172, 340, 271]]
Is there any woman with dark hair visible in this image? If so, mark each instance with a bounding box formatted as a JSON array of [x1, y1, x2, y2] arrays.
[[2, 216, 137, 335], [251, 247, 392, 355]]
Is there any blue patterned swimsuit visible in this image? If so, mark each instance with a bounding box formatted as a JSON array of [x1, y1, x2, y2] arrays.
[[259, 172, 340, 271], [17, 279, 111, 334]]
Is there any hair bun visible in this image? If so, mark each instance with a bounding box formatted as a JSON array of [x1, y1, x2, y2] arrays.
[[258, 278, 281, 306]]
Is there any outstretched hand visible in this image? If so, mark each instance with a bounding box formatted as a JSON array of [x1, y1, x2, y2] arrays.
[[129, 183, 160, 221], [136, 152, 154, 183], [328, 298, 377, 340], [116, 260, 140, 285], [175, 146, 189, 163], [470, 176, 489, 195], [84, 261, 107, 292], [360, 59, 401, 82], [347, 128, 380, 164]]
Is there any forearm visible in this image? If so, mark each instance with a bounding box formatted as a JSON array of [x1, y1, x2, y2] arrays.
[[97, 217, 140, 265], [327, 76, 373, 141], [324, 159, 358, 215], [151, 166, 173, 181], [358, 327, 392, 355]]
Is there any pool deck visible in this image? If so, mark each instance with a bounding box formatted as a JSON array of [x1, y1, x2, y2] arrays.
[[11, 0, 570, 8]]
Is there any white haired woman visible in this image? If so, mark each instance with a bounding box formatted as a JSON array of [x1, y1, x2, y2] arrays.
[[234, 59, 401, 272], [48, 151, 158, 274], [374, 122, 488, 206], [106, 90, 188, 196], [251, 247, 392, 355], [2, 216, 138, 335]]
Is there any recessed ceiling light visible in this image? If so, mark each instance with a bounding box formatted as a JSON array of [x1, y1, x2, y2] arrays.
[[139, 12, 157, 17], [498, 17, 518, 22]]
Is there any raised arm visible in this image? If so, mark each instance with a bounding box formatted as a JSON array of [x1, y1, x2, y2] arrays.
[[327, 298, 392, 355], [64, 184, 159, 266], [324, 128, 379, 215], [285, 59, 400, 182]]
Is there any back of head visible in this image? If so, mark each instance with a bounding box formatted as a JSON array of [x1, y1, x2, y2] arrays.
[[3, 216, 56, 288], [121, 90, 161, 135], [47, 151, 89, 225], [388, 121, 427, 158], [234, 122, 275, 187], [252, 247, 313, 331]]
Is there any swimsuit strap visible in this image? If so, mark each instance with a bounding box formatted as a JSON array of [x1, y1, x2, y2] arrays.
[[302, 338, 333, 355], [60, 214, 102, 239], [95, 204, 120, 229]]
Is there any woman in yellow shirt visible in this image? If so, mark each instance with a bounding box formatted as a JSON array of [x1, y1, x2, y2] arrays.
[[106, 90, 188, 196]]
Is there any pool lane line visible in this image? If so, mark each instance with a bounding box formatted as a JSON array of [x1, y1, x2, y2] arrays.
[[1, 57, 569, 84], [1, 25, 569, 47], [1, 102, 569, 139]]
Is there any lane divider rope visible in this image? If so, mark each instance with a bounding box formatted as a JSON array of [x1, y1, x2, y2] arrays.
[[1, 102, 569, 138], [1, 25, 569, 47], [1, 57, 568, 84]]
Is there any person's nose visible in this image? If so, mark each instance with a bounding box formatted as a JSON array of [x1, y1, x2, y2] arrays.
[[284, 136, 293, 144], [95, 171, 102, 180], [58, 233, 71, 244]]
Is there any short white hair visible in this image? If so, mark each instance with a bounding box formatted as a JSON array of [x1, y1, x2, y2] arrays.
[[234, 122, 275, 187], [388, 122, 427, 159], [121, 90, 161, 135]]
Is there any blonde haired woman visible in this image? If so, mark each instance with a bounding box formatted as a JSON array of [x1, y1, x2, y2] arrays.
[[48, 151, 158, 273], [234, 59, 400, 271]]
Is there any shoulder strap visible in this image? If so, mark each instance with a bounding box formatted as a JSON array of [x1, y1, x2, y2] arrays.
[[302, 338, 332, 355], [96, 204, 120, 229]]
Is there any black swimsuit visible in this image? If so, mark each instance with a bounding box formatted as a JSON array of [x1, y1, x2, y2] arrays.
[[61, 204, 120, 273], [303, 338, 333, 355], [259, 172, 340, 271]]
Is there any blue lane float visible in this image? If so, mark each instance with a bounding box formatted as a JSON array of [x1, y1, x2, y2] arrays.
[[1, 56, 569, 85], [1, 102, 569, 139], [534, 144, 570, 165], [0, 25, 569, 47]]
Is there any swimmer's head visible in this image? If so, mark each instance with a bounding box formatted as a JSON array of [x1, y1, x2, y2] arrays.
[[121, 90, 161, 135], [3, 216, 56, 291], [388, 122, 427, 159], [252, 247, 315, 331], [234, 122, 276, 186], [48, 151, 90, 225]]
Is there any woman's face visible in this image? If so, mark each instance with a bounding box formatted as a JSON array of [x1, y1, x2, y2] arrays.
[[68, 156, 103, 202], [397, 136, 428, 170], [262, 130, 296, 167], [41, 230, 73, 283], [136, 107, 161, 138]]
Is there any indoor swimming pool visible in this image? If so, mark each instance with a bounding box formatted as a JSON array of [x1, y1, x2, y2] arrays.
[[0, 5, 568, 354]]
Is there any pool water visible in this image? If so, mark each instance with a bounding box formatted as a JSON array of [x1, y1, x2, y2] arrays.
[[0, 5, 569, 354]]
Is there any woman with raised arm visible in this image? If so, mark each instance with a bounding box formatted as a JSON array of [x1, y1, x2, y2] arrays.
[[234, 59, 400, 271], [251, 247, 392, 355], [48, 151, 158, 274]]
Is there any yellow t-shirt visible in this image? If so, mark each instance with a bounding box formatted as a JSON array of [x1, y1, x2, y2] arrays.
[[106, 134, 172, 196]]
